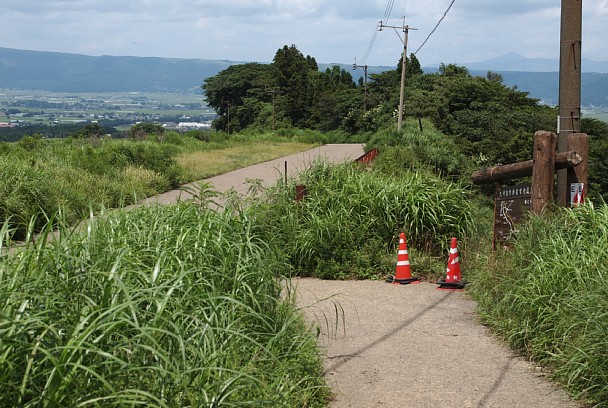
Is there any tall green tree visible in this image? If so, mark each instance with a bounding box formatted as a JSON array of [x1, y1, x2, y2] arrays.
[[203, 63, 275, 132], [273, 45, 314, 127], [307, 66, 358, 131]]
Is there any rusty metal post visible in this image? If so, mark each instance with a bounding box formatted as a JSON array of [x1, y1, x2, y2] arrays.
[[531, 131, 557, 214], [295, 185, 307, 202], [556, 0, 582, 206]]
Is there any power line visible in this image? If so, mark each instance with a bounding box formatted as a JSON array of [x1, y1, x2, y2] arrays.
[[414, 0, 456, 55], [382, 0, 396, 25], [357, 0, 406, 65], [358, 24, 380, 65]]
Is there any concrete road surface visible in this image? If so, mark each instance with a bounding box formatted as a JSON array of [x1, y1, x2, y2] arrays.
[[294, 279, 579, 408]]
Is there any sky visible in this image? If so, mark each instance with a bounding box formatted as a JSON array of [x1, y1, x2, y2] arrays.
[[0, 0, 606, 67]]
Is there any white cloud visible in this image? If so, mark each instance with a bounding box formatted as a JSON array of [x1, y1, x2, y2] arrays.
[[0, 0, 605, 66]]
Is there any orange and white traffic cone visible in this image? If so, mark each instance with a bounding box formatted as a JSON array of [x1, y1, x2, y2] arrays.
[[386, 233, 420, 285], [437, 237, 466, 290]]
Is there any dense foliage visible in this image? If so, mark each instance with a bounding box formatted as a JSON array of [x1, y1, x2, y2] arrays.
[[252, 160, 478, 281], [203, 45, 357, 133], [0, 122, 119, 142], [582, 118, 608, 203], [204, 46, 556, 162], [0, 204, 328, 406]]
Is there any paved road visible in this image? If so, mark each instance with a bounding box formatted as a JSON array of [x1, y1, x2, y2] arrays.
[[294, 279, 578, 408]]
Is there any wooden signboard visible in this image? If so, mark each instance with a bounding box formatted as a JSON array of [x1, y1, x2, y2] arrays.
[[494, 185, 532, 247]]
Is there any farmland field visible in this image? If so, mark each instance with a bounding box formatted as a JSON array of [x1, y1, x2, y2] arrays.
[[0, 90, 215, 126]]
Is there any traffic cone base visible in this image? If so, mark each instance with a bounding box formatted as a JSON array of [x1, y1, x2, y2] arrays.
[[436, 237, 466, 291], [386, 233, 420, 285], [436, 279, 466, 290], [386, 275, 420, 285]]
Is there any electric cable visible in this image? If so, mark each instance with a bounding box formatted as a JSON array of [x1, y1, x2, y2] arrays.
[[382, 0, 396, 25], [414, 0, 456, 55]]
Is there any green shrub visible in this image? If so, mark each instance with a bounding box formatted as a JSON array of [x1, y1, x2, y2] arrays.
[[0, 156, 58, 238], [368, 119, 471, 177]]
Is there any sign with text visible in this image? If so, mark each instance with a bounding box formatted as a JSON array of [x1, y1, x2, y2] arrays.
[[570, 183, 585, 206], [494, 184, 532, 247]]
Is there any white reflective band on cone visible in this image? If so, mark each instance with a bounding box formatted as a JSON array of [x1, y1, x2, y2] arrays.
[[396, 261, 410, 266]]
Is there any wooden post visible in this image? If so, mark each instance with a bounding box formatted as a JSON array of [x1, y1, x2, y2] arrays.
[[567, 133, 589, 205], [531, 131, 557, 213]]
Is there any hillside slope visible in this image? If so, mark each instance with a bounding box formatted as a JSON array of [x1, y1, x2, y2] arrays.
[[1, 47, 607, 107]]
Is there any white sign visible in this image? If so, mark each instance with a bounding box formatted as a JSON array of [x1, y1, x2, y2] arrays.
[[570, 183, 585, 206]]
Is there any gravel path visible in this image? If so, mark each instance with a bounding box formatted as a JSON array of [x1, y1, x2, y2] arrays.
[[136, 143, 578, 407]]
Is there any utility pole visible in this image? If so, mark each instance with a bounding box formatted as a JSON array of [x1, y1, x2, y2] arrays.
[[221, 99, 231, 135], [380, 20, 417, 131], [267, 88, 278, 131], [353, 58, 369, 112], [556, 0, 582, 207]]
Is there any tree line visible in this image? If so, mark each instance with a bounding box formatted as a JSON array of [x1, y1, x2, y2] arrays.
[[203, 44, 608, 201]]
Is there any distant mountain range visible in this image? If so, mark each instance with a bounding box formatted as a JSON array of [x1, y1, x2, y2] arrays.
[[435, 52, 608, 73], [1, 47, 607, 107]]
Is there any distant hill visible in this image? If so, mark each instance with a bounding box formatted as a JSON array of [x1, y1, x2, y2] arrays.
[[1, 47, 607, 107], [488, 71, 608, 107], [432, 52, 608, 73], [0, 47, 239, 93]]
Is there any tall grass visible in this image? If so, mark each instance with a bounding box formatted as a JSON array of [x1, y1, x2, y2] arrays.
[[252, 161, 478, 280], [0, 203, 328, 407], [469, 203, 608, 406], [0, 134, 315, 239]]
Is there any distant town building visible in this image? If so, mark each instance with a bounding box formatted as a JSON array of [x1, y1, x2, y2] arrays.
[[163, 122, 213, 131]]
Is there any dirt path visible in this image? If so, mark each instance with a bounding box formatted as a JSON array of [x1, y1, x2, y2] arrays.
[[135, 143, 578, 407]]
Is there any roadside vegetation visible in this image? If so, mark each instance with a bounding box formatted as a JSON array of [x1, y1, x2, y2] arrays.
[[469, 204, 608, 405], [2, 43, 608, 406], [0, 130, 315, 239], [0, 204, 327, 406]]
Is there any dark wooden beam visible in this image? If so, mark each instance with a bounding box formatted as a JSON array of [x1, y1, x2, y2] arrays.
[[471, 150, 582, 185]]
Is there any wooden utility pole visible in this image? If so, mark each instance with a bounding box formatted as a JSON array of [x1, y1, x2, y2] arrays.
[[380, 21, 417, 131], [557, 0, 583, 206], [267, 89, 278, 131], [353, 59, 369, 112], [221, 99, 231, 134]]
